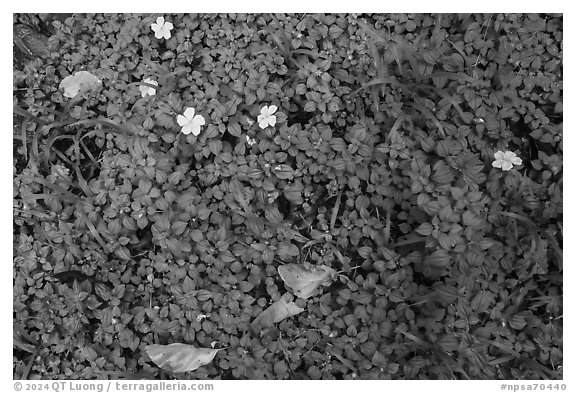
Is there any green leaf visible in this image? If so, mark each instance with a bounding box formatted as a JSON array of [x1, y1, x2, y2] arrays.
[[507, 314, 526, 330], [425, 249, 451, 268], [283, 181, 304, 204], [415, 223, 433, 236], [304, 101, 316, 112], [471, 290, 494, 313], [274, 164, 295, 180]]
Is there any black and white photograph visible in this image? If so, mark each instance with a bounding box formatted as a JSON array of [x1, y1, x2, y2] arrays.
[[12, 10, 563, 386]]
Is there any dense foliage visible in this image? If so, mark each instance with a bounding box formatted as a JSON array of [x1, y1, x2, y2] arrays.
[[13, 13, 562, 380]]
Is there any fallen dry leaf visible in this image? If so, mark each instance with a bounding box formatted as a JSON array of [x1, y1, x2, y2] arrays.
[[144, 343, 221, 373], [278, 263, 336, 299], [251, 293, 304, 333], [59, 70, 101, 98]]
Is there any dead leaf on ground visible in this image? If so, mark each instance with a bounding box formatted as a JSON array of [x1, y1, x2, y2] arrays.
[[278, 263, 336, 299], [251, 293, 304, 333], [59, 71, 101, 98], [144, 343, 221, 373]]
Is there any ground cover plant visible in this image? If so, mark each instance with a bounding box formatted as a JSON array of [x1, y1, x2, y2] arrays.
[[13, 13, 562, 380]]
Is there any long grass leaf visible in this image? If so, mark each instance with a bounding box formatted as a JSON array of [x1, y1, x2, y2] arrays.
[[486, 340, 521, 358], [20, 119, 28, 162], [13, 104, 49, 125], [43, 134, 73, 169], [384, 210, 391, 245], [408, 102, 445, 138], [386, 112, 405, 142], [489, 211, 537, 228], [395, 327, 431, 348], [421, 71, 476, 84], [356, 20, 388, 45], [330, 190, 342, 231], [390, 235, 426, 248], [20, 193, 79, 204], [28, 101, 67, 119], [74, 131, 94, 196], [25, 176, 80, 199], [76, 209, 111, 252]]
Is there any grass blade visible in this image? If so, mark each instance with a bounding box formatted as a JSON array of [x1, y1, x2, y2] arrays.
[[330, 190, 342, 231], [19, 119, 28, 162]]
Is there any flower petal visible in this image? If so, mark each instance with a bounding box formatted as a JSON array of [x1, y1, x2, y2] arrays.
[[177, 114, 189, 127], [193, 115, 206, 126], [259, 119, 269, 129], [268, 105, 278, 114], [181, 123, 192, 135], [494, 151, 505, 160], [492, 160, 502, 168], [267, 116, 277, 127], [156, 16, 165, 25], [164, 21, 174, 31], [503, 151, 517, 161], [511, 157, 522, 165], [183, 107, 196, 119], [501, 161, 513, 171], [261, 106, 270, 116]]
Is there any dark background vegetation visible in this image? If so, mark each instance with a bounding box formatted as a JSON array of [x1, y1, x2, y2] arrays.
[[13, 13, 562, 379]]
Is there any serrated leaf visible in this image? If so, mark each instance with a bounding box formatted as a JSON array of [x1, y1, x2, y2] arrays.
[[507, 314, 527, 330], [415, 223, 433, 236], [278, 263, 336, 299], [144, 343, 221, 373], [251, 294, 304, 332], [274, 164, 295, 180], [425, 249, 451, 268], [471, 290, 494, 313]]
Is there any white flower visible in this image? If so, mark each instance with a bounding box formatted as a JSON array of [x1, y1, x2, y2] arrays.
[[177, 107, 206, 136], [246, 135, 257, 146], [139, 78, 158, 97], [151, 16, 173, 40], [492, 150, 522, 171], [51, 164, 70, 178], [257, 105, 278, 129]]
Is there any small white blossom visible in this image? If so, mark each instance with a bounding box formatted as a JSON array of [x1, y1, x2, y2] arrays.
[[51, 164, 70, 179], [246, 135, 257, 146], [257, 105, 278, 129], [177, 107, 206, 136], [151, 16, 174, 39], [139, 78, 158, 97], [492, 150, 522, 171]]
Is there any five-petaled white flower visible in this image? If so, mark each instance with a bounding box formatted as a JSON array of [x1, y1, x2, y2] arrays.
[[492, 150, 522, 171], [177, 107, 206, 136], [257, 105, 278, 129], [139, 78, 158, 97], [151, 16, 173, 39]]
